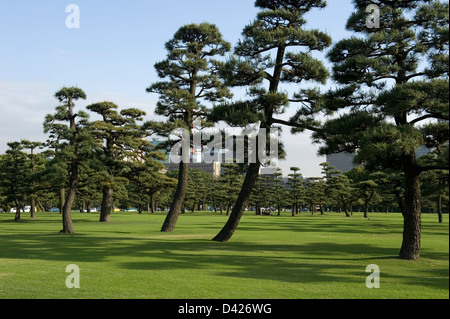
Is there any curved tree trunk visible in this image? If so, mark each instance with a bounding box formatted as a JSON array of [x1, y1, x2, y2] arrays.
[[61, 186, 76, 233], [60, 164, 77, 234], [212, 162, 261, 242], [161, 162, 189, 232]]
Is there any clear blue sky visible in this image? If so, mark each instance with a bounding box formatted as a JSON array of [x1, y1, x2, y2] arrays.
[[0, 0, 355, 177]]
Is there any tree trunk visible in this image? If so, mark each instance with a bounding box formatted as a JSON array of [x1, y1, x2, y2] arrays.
[[161, 162, 189, 232], [364, 203, 369, 219], [99, 186, 113, 222], [437, 185, 443, 224], [212, 198, 217, 213], [60, 165, 77, 234], [14, 199, 20, 222], [151, 196, 156, 214], [37, 200, 45, 213], [341, 196, 351, 217], [212, 162, 261, 242], [61, 182, 76, 234], [30, 197, 37, 219], [59, 187, 65, 215], [399, 161, 422, 260]]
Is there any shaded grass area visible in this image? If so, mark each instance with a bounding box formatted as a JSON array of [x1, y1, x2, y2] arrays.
[[0, 211, 448, 299]]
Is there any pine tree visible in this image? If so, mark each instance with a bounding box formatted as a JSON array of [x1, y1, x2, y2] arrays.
[[249, 174, 264, 215], [346, 166, 378, 219], [267, 168, 286, 216], [211, 0, 331, 242], [42, 120, 68, 215], [87, 101, 160, 222], [287, 167, 304, 215], [43, 87, 94, 234], [21, 140, 45, 219], [316, 0, 449, 260], [147, 23, 232, 232], [0, 142, 27, 221]]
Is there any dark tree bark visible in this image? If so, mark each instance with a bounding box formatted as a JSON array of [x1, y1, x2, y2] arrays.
[[14, 199, 20, 222], [99, 186, 113, 222], [399, 156, 422, 260], [437, 182, 443, 224], [212, 162, 261, 242], [60, 95, 77, 234], [161, 162, 189, 232], [61, 166, 77, 234], [30, 197, 37, 219], [364, 189, 375, 219], [59, 188, 65, 215]]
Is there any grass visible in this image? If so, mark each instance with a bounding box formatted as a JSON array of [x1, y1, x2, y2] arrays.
[[0, 211, 448, 299]]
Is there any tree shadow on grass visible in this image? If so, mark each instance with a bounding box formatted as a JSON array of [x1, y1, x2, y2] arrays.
[[0, 232, 447, 291]]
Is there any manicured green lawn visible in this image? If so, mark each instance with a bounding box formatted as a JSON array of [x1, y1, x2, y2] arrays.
[[0, 211, 448, 299]]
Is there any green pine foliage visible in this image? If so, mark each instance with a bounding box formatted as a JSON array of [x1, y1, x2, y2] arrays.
[[147, 23, 232, 232], [315, 0, 449, 260], [211, 0, 332, 242]]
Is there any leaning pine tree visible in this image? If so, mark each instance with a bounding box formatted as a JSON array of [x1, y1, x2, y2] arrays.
[[210, 0, 332, 242], [147, 23, 232, 232], [314, 0, 449, 260]]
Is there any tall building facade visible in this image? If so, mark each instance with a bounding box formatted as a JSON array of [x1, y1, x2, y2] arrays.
[[326, 152, 358, 173], [326, 146, 433, 174]]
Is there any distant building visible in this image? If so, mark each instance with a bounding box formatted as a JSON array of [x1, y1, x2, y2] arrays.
[[326, 152, 358, 173], [326, 146, 433, 174], [164, 162, 222, 178]]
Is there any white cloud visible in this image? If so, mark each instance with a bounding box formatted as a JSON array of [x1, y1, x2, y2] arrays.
[[0, 82, 53, 152], [280, 130, 325, 178], [0, 82, 159, 154]]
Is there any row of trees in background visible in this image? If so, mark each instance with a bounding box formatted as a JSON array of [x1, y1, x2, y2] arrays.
[[0, 0, 448, 261], [174, 162, 449, 222], [3, 143, 447, 226]]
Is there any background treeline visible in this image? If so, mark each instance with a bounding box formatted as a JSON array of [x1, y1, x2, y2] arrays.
[[1, 139, 448, 223]]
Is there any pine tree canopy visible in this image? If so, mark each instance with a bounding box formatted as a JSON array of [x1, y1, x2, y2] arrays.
[[211, 0, 331, 133], [147, 23, 232, 124], [318, 0, 449, 167], [54, 87, 86, 103]]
